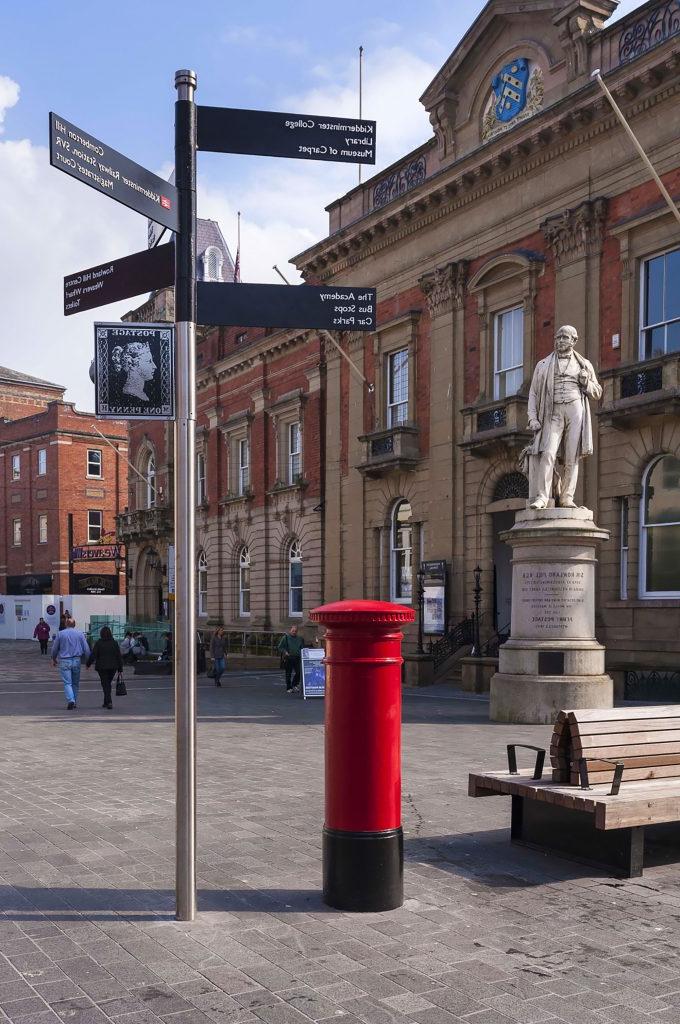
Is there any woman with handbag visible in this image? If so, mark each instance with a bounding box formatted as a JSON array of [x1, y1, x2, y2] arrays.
[[86, 626, 123, 710]]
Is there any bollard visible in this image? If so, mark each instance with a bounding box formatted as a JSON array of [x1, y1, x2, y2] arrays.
[[309, 599, 415, 912]]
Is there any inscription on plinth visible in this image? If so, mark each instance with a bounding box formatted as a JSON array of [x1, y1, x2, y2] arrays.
[[513, 564, 592, 640]]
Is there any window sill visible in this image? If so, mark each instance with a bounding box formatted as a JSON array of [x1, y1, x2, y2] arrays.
[[220, 491, 254, 505], [267, 479, 308, 496]]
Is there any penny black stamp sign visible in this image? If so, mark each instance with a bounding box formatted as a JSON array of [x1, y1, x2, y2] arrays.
[[197, 106, 376, 165], [64, 242, 175, 316], [49, 113, 179, 231], [94, 323, 175, 420], [197, 282, 377, 331]]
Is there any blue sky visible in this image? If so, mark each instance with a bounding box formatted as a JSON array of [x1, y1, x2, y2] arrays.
[[0, 0, 643, 407]]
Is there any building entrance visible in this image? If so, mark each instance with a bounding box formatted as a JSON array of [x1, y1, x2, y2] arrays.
[[492, 509, 514, 633]]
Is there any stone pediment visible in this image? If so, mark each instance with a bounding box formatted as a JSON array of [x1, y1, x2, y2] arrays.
[[420, 0, 617, 162]]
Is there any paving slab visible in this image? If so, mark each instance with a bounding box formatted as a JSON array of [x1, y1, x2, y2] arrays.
[[1, 640, 680, 1024]]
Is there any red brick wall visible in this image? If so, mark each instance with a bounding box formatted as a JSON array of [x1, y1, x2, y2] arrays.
[[0, 402, 127, 595]]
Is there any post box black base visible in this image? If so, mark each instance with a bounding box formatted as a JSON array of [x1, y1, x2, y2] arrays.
[[323, 826, 403, 912]]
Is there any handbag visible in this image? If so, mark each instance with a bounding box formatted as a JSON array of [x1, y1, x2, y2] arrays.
[[206, 664, 215, 678], [115, 672, 127, 697]]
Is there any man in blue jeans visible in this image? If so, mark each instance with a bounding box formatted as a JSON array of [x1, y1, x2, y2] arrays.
[[51, 617, 91, 710]]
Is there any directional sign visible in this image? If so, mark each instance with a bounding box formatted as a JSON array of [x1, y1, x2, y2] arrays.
[[197, 282, 376, 332], [64, 242, 175, 316], [49, 113, 179, 231], [197, 106, 376, 165], [94, 323, 175, 420]]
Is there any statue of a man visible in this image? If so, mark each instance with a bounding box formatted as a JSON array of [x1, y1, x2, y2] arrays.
[[527, 325, 602, 510]]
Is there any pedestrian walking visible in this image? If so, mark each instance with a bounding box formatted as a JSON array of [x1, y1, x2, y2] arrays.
[[58, 609, 71, 631], [278, 625, 304, 693], [33, 617, 51, 655], [51, 617, 90, 710], [210, 626, 227, 687], [86, 626, 123, 709]]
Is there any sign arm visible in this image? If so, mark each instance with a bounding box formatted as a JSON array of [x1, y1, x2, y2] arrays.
[[272, 269, 374, 392]]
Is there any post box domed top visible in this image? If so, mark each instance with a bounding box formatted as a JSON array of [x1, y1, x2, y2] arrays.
[[310, 599, 416, 626]]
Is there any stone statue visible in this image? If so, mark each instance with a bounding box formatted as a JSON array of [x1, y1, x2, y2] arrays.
[[526, 325, 602, 510]]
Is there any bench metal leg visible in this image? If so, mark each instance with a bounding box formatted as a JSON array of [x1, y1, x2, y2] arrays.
[[510, 796, 644, 878]]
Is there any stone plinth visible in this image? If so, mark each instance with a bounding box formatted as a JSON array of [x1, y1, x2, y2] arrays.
[[490, 507, 613, 724]]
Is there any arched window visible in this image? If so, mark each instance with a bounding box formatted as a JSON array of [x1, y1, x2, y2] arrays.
[[288, 539, 303, 617], [640, 455, 680, 597], [239, 546, 251, 617], [493, 472, 528, 501], [197, 551, 208, 616], [391, 500, 413, 603], [203, 246, 223, 282], [146, 454, 156, 509]]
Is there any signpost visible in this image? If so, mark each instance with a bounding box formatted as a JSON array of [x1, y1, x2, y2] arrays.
[[301, 647, 326, 699], [50, 70, 377, 923], [93, 323, 175, 420], [197, 282, 376, 331], [64, 243, 174, 316], [197, 106, 376, 164]]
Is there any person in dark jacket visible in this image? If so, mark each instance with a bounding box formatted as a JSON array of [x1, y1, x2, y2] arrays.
[[86, 626, 123, 709], [33, 617, 51, 655], [210, 627, 227, 687], [277, 626, 304, 693]]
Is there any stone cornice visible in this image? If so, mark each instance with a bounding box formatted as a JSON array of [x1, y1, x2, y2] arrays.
[[295, 51, 680, 280], [197, 329, 314, 389]]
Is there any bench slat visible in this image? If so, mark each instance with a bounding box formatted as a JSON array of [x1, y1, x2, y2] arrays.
[[565, 706, 680, 722], [570, 764, 680, 784], [570, 718, 680, 737], [575, 731, 680, 752]]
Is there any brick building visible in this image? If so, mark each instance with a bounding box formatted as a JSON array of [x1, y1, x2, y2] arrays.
[[292, 0, 680, 687], [0, 367, 127, 639]]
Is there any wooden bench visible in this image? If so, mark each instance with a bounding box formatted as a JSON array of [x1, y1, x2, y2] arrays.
[[469, 705, 680, 877]]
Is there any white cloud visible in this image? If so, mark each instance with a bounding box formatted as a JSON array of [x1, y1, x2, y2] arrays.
[[199, 45, 438, 283], [0, 75, 19, 132], [1, 45, 437, 408]]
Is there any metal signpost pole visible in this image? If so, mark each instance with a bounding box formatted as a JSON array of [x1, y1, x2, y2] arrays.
[[174, 69, 198, 922]]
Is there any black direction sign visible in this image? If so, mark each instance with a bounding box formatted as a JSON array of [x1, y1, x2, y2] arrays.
[[197, 282, 376, 331], [197, 106, 376, 165], [64, 241, 175, 316], [49, 113, 179, 231], [94, 323, 175, 420]]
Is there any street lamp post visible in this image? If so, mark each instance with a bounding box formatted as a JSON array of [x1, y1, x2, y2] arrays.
[[473, 565, 483, 659], [416, 569, 426, 655], [113, 548, 129, 621]]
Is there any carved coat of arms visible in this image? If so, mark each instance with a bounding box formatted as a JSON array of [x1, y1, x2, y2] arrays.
[[492, 58, 530, 122], [482, 58, 544, 142]]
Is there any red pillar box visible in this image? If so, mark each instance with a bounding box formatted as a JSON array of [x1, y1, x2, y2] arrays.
[[309, 599, 415, 912]]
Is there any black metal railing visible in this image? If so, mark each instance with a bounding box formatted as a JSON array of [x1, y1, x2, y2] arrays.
[[484, 625, 511, 659], [625, 669, 680, 701], [428, 616, 475, 670]]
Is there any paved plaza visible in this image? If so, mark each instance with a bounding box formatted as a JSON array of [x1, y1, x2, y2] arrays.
[[1, 641, 680, 1024]]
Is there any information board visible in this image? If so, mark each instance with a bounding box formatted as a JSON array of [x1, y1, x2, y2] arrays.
[[197, 282, 376, 331], [301, 647, 326, 699]]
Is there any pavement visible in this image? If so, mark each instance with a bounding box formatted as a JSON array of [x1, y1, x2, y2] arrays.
[[1, 641, 680, 1024]]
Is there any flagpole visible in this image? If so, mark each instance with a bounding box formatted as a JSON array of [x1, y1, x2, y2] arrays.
[[234, 211, 241, 282], [358, 46, 364, 187], [592, 70, 680, 227]]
